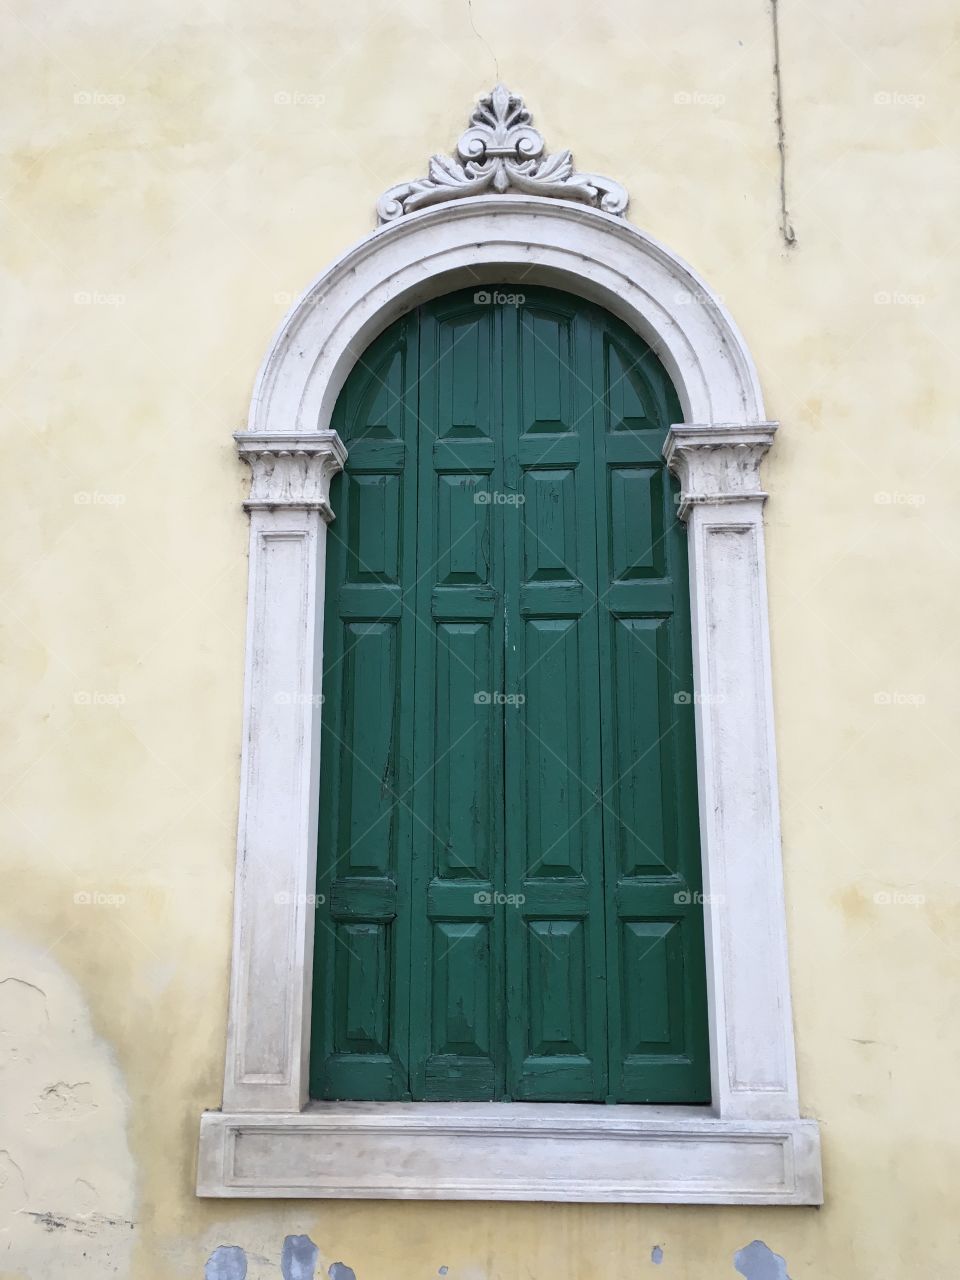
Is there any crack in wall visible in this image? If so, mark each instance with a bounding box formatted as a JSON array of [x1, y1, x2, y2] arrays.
[[466, 0, 500, 82]]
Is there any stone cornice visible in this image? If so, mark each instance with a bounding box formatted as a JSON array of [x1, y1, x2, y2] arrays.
[[663, 424, 778, 519], [235, 431, 348, 518]]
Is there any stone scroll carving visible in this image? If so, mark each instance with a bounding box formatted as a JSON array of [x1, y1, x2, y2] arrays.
[[377, 84, 629, 222]]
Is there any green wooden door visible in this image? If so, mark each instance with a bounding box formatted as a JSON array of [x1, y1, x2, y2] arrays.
[[310, 286, 710, 1104]]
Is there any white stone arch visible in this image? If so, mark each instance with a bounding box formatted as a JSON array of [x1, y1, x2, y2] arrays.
[[199, 145, 821, 1207], [247, 195, 765, 436]]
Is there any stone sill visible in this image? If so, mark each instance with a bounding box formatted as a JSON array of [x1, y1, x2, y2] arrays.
[[197, 1103, 823, 1204]]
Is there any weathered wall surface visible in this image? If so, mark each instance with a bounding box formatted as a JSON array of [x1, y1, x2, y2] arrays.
[[1, 0, 957, 1275]]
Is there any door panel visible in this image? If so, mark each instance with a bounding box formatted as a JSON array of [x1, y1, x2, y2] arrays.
[[410, 298, 505, 1100], [311, 287, 710, 1105], [589, 323, 711, 1103], [311, 319, 419, 1101], [503, 302, 607, 1101]]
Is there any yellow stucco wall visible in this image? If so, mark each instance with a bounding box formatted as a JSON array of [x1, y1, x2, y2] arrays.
[[2, 0, 957, 1275]]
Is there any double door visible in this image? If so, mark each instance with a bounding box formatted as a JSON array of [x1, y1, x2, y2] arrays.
[[311, 286, 709, 1104]]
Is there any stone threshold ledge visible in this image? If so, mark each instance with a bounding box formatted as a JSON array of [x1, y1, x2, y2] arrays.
[[198, 1103, 823, 1204]]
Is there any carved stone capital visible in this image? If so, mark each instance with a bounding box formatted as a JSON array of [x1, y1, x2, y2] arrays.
[[235, 432, 348, 518], [377, 84, 628, 223], [663, 424, 778, 519]]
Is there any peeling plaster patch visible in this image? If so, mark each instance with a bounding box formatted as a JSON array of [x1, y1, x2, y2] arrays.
[[206, 1244, 249, 1279], [282, 1234, 319, 1280], [37, 1080, 98, 1117], [439, 1269, 449, 1276], [328, 1265, 357, 1280], [734, 1240, 791, 1280], [651, 1245, 664, 1264], [0, 931, 137, 1276], [26, 1211, 69, 1232], [25, 1210, 134, 1236]]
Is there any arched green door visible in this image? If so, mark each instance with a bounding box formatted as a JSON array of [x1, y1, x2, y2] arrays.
[[310, 286, 710, 1104]]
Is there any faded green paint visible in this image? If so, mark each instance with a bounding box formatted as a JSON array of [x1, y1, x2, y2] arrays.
[[311, 287, 709, 1103]]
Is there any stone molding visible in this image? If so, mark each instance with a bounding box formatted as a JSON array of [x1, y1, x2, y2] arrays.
[[235, 432, 347, 517], [664, 424, 777, 518], [204, 181, 821, 1204]]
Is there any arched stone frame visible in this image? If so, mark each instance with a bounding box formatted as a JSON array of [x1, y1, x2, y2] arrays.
[[196, 194, 823, 1204]]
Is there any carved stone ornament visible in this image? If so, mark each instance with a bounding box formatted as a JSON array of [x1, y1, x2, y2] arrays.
[[235, 431, 347, 518], [663, 424, 777, 519], [377, 84, 629, 223]]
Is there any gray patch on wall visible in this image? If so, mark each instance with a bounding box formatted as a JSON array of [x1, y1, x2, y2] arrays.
[[282, 1235, 319, 1280], [651, 1245, 664, 1264], [328, 1264, 357, 1280], [205, 1244, 248, 1280], [734, 1240, 791, 1280]]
